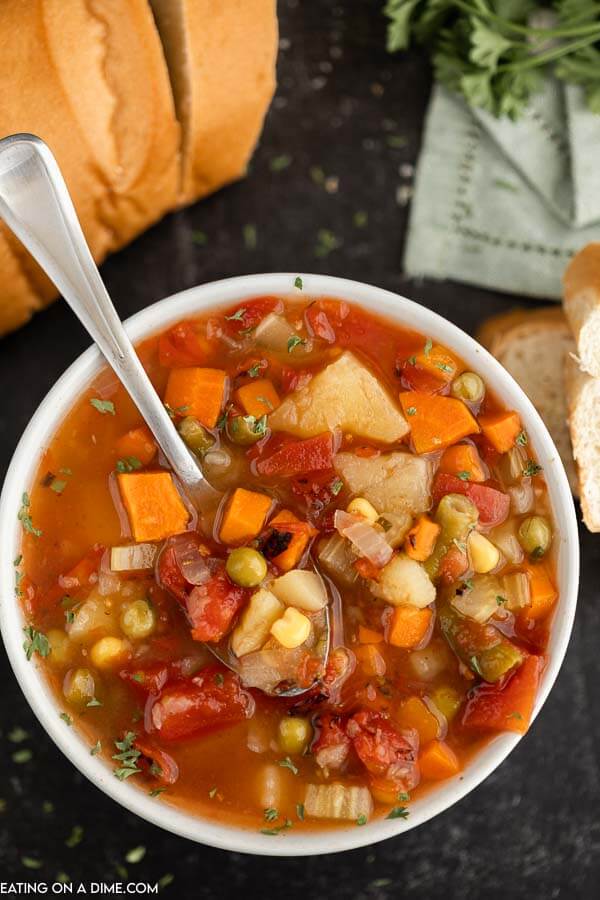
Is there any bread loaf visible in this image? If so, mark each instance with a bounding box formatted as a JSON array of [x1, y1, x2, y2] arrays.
[[149, 0, 278, 203], [563, 242, 600, 379], [564, 355, 600, 532], [0, 0, 278, 335], [476, 307, 578, 493]]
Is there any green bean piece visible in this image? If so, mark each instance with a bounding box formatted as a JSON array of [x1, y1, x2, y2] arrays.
[[438, 602, 523, 683], [425, 493, 479, 580]]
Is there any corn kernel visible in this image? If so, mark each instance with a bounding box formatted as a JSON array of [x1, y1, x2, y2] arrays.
[[346, 497, 378, 523], [63, 667, 96, 708], [89, 636, 131, 670], [47, 629, 75, 667], [468, 531, 500, 574], [270, 607, 311, 649], [278, 716, 313, 755], [120, 599, 156, 640]]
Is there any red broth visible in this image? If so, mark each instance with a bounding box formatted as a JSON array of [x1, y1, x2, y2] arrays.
[[16, 296, 557, 832]]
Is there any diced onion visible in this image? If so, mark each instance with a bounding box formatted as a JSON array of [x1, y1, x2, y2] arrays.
[[304, 783, 373, 821], [238, 646, 307, 694], [254, 313, 295, 352], [110, 543, 157, 572], [451, 575, 502, 624], [98, 552, 121, 595], [508, 480, 534, 515], [317, 534, 358, 586], [170, 535, 212, 585], [334, 510, 393, 567]]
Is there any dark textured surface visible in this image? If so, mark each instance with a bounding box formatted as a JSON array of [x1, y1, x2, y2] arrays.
[[0, 1, 597, 896]]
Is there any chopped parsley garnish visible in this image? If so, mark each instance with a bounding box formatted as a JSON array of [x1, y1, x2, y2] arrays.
[[125, 846, 146, 864], [50, 478, 67, 494], [270, 154, 292, 172], [523, 459, 543, 477], [407, 355, 417, 366], [377, 516, 392, 532], [436, 362, 453, 373], [260, 819, 293, 836], [112, 732, 141, 780], [296, 803, 305, 821], [287, 335, 306, 353], [12, 748, 32, 764], [60, 713, 72, 726], [356, 814, 368, 826], [330, 477, 344, 496], [264, 807, 279, 822], [116, 456, 142, 474], [406, 406, 417, 416], [516, 431, 528, 446], [243, 224, 257, 250], [386, 806, 409, 820], [23, 626, 50, 661], [90, 741, 102, 756], [247, 362, 262, 378], [18, 493, 42, 537], [214, 672, 225, 687], [457, 470, 471, 481], [463, 579, 474, 591], [256, 395, 274, 410], [507, 711, 523, 720], [225, 308, 247, 322], [496, 595, 507, 606], [149, 787, 166, 798], [470, 655, 484, 677], [86, 698, 102, 708], [278, 756, 299, 775], [294, 276, 303, 290], [65, 825, 83, 848], [397, 791, 410, 802], [532, 546, 546, 560], [89, 398, 115, 415], [315, 229, 342, 258], [191, 230, 208, 246], [423, 338, 433, 357]]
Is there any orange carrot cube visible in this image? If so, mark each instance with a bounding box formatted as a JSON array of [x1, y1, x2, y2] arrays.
[[219, 488, 272, 545], [164, 367, 227, 428], [404, 515, 441, 562], [387, 606, 432, 648], [116, 426, 157, 466], [479, 411, 522, 453], [235, 378, 280, 418], [419, 740, 461, 780], [118, 472, 190, 542]]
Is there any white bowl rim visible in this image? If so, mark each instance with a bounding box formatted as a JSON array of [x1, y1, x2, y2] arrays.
[[0, 272, 579, 856]]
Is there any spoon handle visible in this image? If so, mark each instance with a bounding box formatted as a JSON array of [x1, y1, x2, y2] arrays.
[[0, 133, 215, 509]]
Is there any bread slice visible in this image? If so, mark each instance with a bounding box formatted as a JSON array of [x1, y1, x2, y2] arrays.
[[149, 0, 278, 203], [0, 0, 180, 333], [476, 307, 578, 493], [563, 242, 600, 379], [565, 355, 600, 532]]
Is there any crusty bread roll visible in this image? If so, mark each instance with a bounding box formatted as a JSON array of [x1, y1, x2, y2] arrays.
[[476, 307, 578, 493], [564, 355, 600, 532], [563, 242, 600, 379], [149, 0, 278, 203], [0, 0, 180, 333]]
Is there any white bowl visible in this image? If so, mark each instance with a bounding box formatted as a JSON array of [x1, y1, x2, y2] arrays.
[[0, 273, 579, 856]]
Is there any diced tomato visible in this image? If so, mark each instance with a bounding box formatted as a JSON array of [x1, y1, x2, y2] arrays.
[[185, 565, 250, 642], [461, 655, 544, 735], [221, 296, 282, 335], [120, 664, 170, 696], [312, 714, 351, 770], [235, 357, 269, 378], [280, 366, 313, 394], [34, 545, 105, 615], [438, 545, 469, 584], [150, 666, 254, 741], [158, 321, 211, 368], [156, 545, 189, 604], [432, 473, 510, 527], [354, 557, 382, 580], [346, 709, 419, 791], [256, 432, 337, 477], [134, 738, 179, 785], [290, 468, 340, 521], [305, 299, 350, 343]]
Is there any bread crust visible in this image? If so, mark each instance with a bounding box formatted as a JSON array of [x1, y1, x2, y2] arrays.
[[151, 0, 278, 204], [564, 354, 600, 532], [563, 242, 600, 379], [476, 307, 578, 494]]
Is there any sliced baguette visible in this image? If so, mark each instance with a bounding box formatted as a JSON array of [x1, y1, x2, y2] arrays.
[[476, 307, 578, 493], [564, 355, 600, 532], [149, 0, 278, 204], [563, 242, 600, 379]]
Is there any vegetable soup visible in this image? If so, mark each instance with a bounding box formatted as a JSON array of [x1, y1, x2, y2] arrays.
[[16, 294, 558, 832]]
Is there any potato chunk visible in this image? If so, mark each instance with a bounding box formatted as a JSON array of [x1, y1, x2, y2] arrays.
[[231, 589, 284, 657], [369, 553, 436, 608], [269, 351, 408, 442], [334, 451, 433, 517]]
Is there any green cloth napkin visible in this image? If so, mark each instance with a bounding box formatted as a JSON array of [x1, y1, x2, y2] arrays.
[[404, 80, 600, 300]]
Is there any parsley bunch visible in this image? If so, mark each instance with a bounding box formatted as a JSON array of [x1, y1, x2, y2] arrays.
[[384, 0, 600, 119]]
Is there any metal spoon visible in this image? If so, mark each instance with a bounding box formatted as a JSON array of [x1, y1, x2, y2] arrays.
[[0, 133, 331, 696], [0, 133, 218, 513]]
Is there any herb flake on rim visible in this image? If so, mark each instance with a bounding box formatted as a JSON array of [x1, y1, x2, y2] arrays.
[[18, 493, 42, 537], [225, 308, 247, 322], [356, 814, 368, 826], [386, 806, 409, 819], [523, 460, 542, 477], [278, 756, 299, 775], [294, 276, 303, 290], [112, 732, 141, 781], [23, 626, 50, 661], [516, 430, 528, 446], [90, 398, 115, 416]]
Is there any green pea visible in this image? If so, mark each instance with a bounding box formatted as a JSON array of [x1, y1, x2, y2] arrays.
[[227, 415, 267, 446], [518, 516, 552, 558], [451, 372, 485, 404], [178, 417, 214, 455], [226, 547, 268, 587]]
